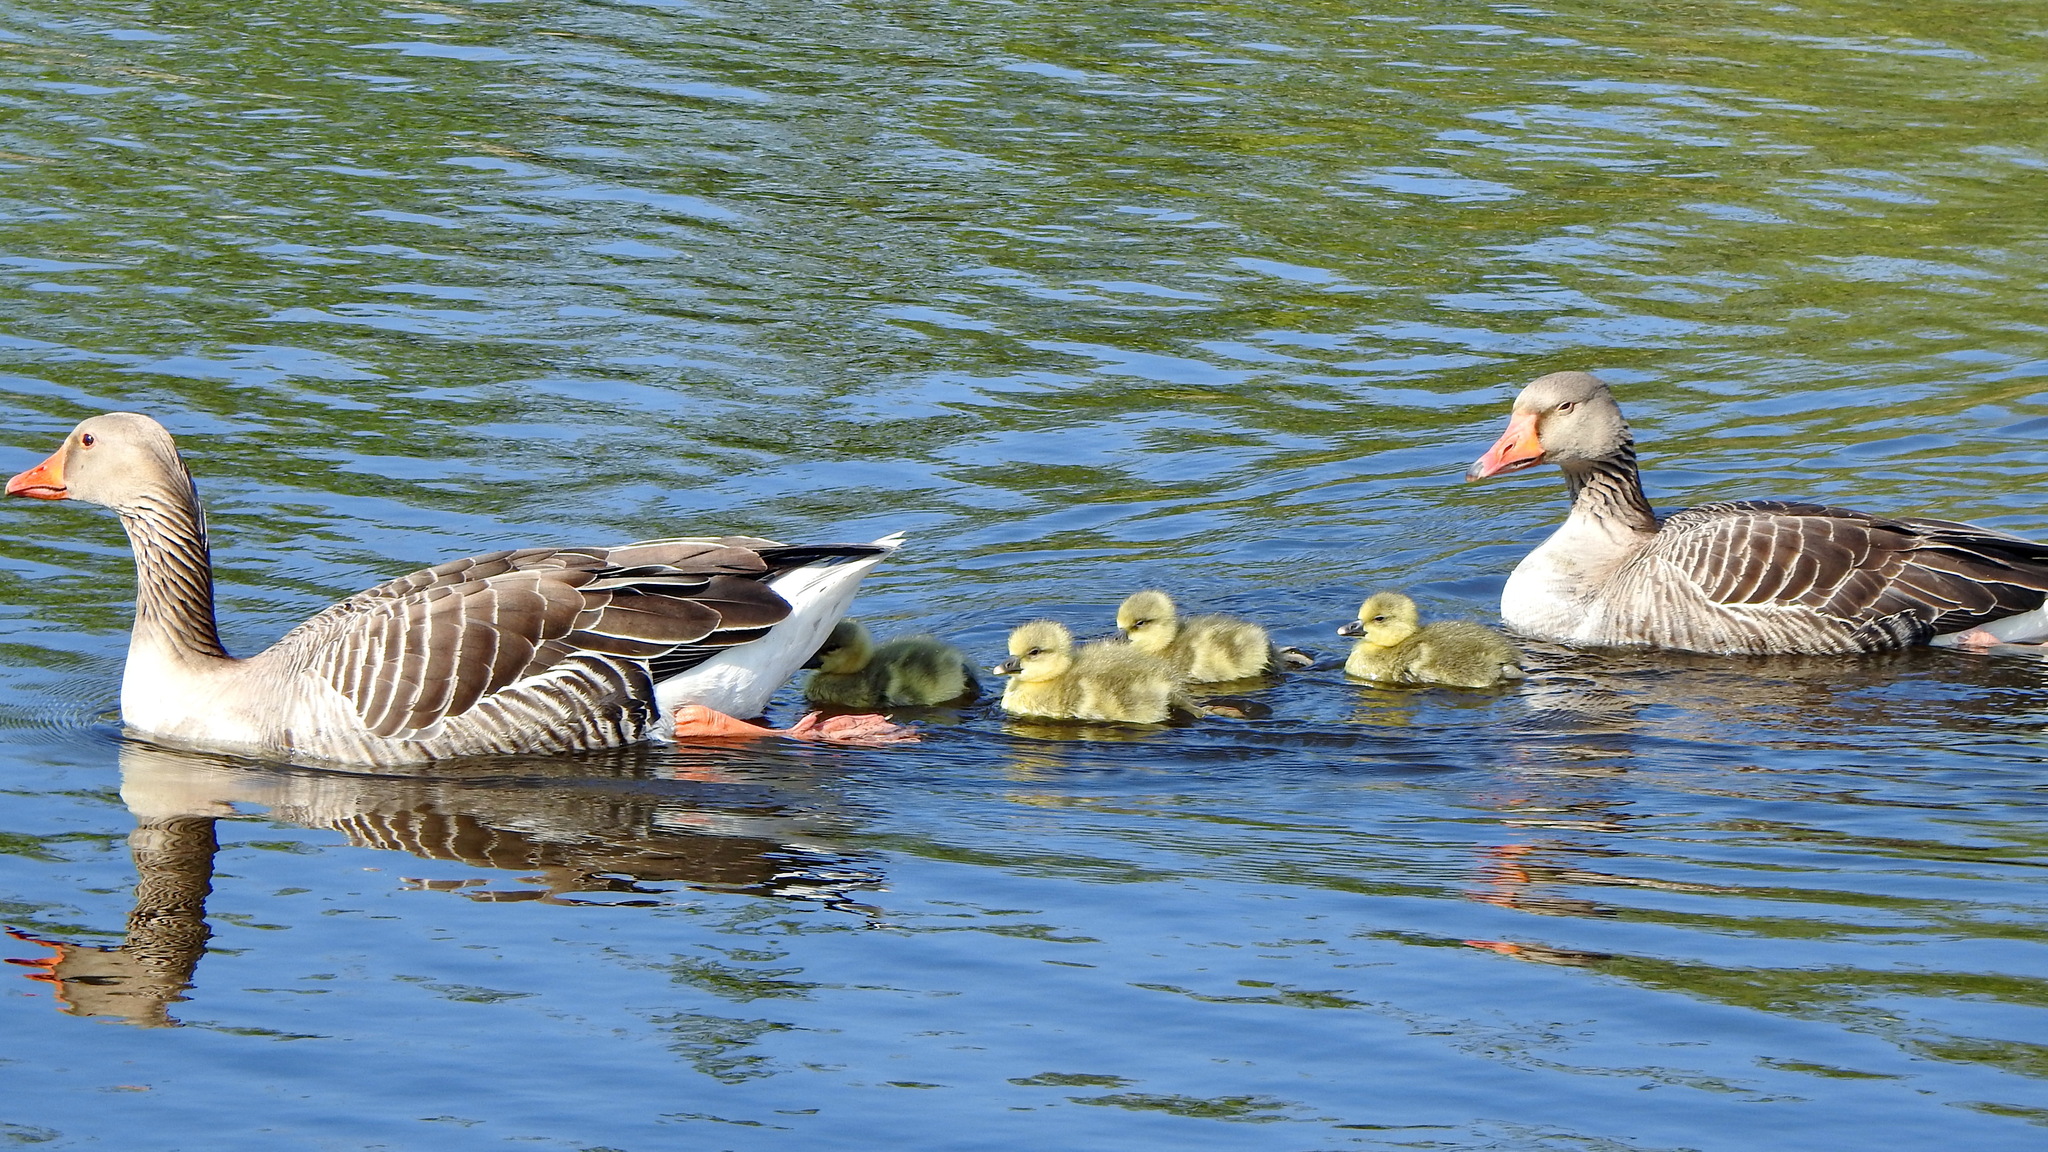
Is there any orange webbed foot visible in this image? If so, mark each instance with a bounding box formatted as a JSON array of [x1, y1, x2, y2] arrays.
[[784, 711, 922, 747], [672, 705, 920, 747], [671, 704, 782, 741]]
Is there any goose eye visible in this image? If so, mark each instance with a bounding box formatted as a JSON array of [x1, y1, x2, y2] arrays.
[[1556, 401, 1576, 414], [80, 433, 95, 448]]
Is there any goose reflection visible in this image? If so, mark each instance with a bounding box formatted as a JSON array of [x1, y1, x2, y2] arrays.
[[1489, 643, 2048, 752], [7, 741, 881, 1026], [1443, 643, 2048, 973], [7, 812, 216, 1028]]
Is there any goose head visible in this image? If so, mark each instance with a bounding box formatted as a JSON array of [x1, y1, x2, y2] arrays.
[[805, 619, 874, 674], [6, 413, 194, 511], [1466, 372, 1630, 481], [1337, 592, 1419, 648], [992, 620, 1074, 682], [1116, 590, 1179, 654]]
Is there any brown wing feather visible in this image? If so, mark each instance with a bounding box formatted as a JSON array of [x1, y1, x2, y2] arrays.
[[346, 571, 586, 737], [1651, 500, 2048, 646], [599, 539, 771, 575], [583, 597, 724, 646], [285, 538, 886, 739]]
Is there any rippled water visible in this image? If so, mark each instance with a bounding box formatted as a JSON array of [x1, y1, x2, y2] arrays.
[[3, 0, 2048, 1147]]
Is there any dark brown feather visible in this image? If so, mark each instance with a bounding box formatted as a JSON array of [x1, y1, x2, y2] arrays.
[[586, 596, 725, 645]]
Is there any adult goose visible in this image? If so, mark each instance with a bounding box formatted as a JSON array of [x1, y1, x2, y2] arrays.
[[6, 413, 900, 766], [1465, 371, 2048, 655]]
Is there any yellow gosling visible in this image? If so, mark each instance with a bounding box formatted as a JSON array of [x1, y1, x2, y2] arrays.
[[804, 620, 979, 708], [1116, 590, 1280, 683], [1070, 642, 1189, 725], [993, 620, 1082, 719], [993, 619, 1199, 724], [1340, 592, 1525, 689]]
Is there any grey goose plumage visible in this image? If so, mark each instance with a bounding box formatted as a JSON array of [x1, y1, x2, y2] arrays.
[[7, 413, 899, 765], [1466, 371, 2048, 654]]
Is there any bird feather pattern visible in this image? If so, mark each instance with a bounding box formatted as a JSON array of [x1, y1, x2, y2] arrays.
[[283, 537, 882, 740], [1619, 501, 2048, 652]]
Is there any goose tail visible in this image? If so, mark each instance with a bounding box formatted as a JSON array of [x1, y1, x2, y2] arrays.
[[654, 533, 904, 722]]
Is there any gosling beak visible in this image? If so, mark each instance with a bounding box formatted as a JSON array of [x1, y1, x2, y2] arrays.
[[1337, 621, 1365, 638], [5, 448, 68, 500], [991, 657, 1022, 676], [1466, 410, 1543, 481], [801, 648, 827, 670]]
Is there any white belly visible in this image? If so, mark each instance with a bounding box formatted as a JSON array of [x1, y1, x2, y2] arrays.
[[1500, 548, 1613, 643], [1499, 514, 1644, 644], [120, 643, 271, 750]]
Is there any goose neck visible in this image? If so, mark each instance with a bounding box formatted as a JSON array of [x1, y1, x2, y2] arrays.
[[1560, 447, 1658, 534], [117, 480, 229, 661]]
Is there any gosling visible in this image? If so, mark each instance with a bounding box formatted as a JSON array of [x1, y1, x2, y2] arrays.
[[803, 620, 979, 708], [1117, 590, 1301, 683], [1340, 592, 1525, 689], [993, 619, 1201, 724]]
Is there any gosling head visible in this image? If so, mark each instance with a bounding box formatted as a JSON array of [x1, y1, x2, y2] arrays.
[[993, 619, 1074, 682], [1338, 592, 1420, 648], [805, 619, 874, 674], [1116, 590, 1179, 654]]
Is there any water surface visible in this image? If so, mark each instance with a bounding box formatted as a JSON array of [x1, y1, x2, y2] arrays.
[[2, 0, 2047, 1148]]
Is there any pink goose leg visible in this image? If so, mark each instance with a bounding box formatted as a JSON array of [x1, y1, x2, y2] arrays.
[[672, 704, 920, 747]]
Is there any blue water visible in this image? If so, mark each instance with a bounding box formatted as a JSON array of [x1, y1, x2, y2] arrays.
[[2, 0, 2047, 1148]]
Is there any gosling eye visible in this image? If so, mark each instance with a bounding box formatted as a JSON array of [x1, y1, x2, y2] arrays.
[[1371, 615, 1387, 623], [1026, 647, 1043, 657], [80, 433, 96, 448]]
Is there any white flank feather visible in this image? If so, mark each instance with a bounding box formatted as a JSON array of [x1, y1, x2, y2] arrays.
[[1931, 603, 2048, 646]]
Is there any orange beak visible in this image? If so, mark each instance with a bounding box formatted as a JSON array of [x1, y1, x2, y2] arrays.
[[5, 448, 67, 500], [1466, 411, 1544, 481]]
